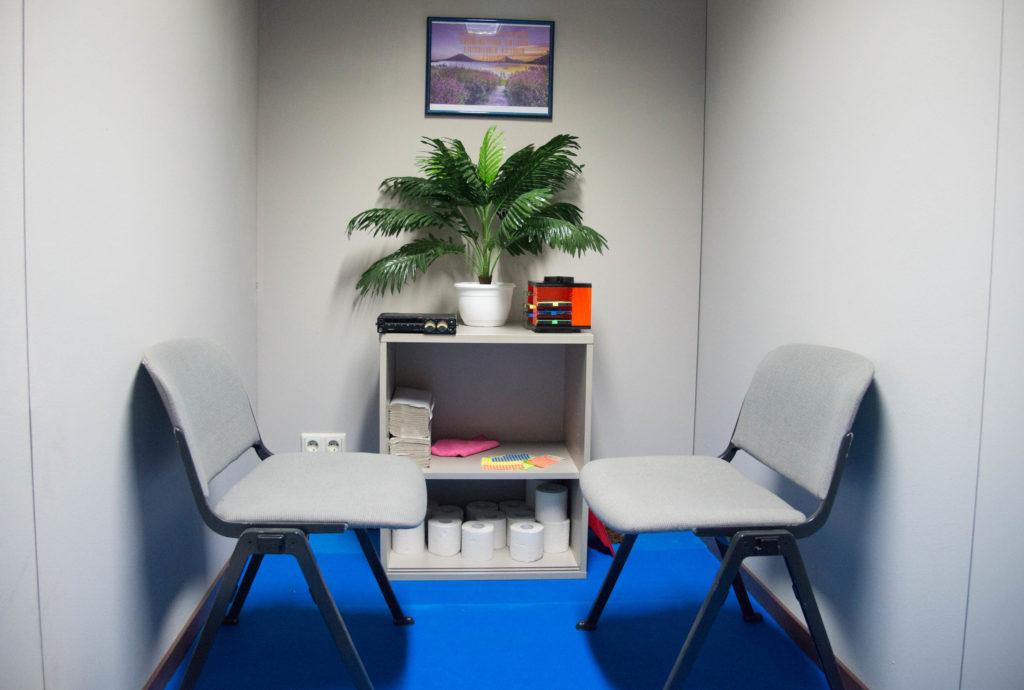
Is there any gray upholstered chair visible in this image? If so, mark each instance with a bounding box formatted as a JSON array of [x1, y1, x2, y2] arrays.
[[142, 339, 427, 690], [577, 344, 874, 689]]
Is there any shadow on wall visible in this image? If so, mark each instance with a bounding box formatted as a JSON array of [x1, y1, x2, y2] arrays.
[[129, 366, 208, 649], [739, 381, 883, 643], [809, 383, 884, 639]]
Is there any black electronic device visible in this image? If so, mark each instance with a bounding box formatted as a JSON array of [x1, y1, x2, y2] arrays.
[[376, 312, 457, 335]]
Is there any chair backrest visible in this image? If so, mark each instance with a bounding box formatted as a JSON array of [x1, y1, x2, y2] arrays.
[[730, 344, 874, 500], [142, 339, 261, 497]]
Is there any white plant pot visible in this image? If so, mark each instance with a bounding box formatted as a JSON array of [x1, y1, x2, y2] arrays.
[[454, 282, 515, 327]]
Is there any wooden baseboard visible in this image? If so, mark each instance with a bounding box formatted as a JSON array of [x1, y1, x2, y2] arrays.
[[143, 562, 227, 689], [700, 537, 868, 690]]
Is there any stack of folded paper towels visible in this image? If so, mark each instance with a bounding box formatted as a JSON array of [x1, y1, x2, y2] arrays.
[[390, 481, 571, 563], [387, 387, 433, 468]]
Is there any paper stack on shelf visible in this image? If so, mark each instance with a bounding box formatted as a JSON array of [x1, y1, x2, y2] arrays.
[[388, 387, 434, 468]]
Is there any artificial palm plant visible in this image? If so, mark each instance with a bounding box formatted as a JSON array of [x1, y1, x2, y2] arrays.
[[347, 126, 607, 295]]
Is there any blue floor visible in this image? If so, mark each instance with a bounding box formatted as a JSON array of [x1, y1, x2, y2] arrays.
[[168, 531, 829, 689]]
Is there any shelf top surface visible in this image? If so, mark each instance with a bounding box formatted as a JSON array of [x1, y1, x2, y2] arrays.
[[381, 324, 594, 345]]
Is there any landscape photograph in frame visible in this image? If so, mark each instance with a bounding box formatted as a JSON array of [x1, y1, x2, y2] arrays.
[[426, 17, 554, 118]]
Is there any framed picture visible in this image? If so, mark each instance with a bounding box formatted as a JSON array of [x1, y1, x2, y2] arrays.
[[426, 17, 555, 118]]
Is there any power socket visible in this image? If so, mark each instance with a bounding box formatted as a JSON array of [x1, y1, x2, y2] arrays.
[[301, 432, 346, 454]]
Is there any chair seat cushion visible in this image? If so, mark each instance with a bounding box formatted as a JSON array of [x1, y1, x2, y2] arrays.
[[580, 455, 806, 534], [214, 452, 427, 529]]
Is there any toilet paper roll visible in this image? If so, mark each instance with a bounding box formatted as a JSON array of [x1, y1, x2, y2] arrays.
[[534, 482, 568, 524], [432, 504, 464, 520], [461, 521, 495, 561], [499, 499, 529, 514], [466, 500, 499, 520], [427, 517, 461, 557], [507, 515, 535, 545], [542, 517, 571, 553], [475, 510, 507, 550], [509, 521, 545, 563], [391, 522, 425, 555], [504, 505, 534, 521], [525, 479, 546, 508]]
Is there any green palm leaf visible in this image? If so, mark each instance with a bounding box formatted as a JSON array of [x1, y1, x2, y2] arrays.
[[380, 176, 458, 205], [491, 133, 583, 210], [503, 216, 608, 257], [540, 201, 585, 225], [500, 188, 553, 236], [355, 236, 465, 295], [541, 221, 607, 256], [417, 137, 486, 206], [347, 208, 451, 238], [477, 126, 505, 186]]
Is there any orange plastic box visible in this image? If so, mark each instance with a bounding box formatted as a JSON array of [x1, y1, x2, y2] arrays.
[[526, 276, 592, 332]]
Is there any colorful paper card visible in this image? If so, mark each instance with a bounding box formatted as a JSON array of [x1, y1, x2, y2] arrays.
[[481, 453, 527, 470], [524, 455, 560, 468]]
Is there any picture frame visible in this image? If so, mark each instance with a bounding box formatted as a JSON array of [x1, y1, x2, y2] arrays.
[[425, 17, 555, 119]]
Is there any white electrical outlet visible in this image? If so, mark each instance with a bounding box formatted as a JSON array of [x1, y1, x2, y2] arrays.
[[301, 432, 346, 454]]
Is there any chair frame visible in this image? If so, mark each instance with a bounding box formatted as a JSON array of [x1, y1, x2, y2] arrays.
[[167, 426, 415, 690], [577, 432, 855, 690], [143, 345, 418, 690]]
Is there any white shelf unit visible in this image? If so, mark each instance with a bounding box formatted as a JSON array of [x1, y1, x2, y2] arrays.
[[379, 325, 593, 580]]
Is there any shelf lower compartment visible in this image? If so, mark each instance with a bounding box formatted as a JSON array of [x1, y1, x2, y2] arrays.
[[383, 475, 588, 580], [385, 544, 583, 581]]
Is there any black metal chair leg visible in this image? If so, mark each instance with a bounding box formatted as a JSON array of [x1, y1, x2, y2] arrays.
[[714, 538, 762, 623], [286, 530, 374, 690], [780, 535, 843, 689], [355, 528, 414, 626], [664, 533, 753, 689], [223, 554, 263, 625], [181, 536, 254, 689], [577, 533, 638, 630]]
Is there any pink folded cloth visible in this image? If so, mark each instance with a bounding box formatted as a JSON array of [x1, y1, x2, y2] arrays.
[[431, 435, 500, 457]]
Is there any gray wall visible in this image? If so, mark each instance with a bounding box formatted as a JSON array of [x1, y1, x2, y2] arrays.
[[255, 0, 707, 460], [698, 1, 1022, 687], [2, 1, 259, 687], [962, 0, 1024, 686], [1, 0, 43, 687], [5, 1, 1023, 688]]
